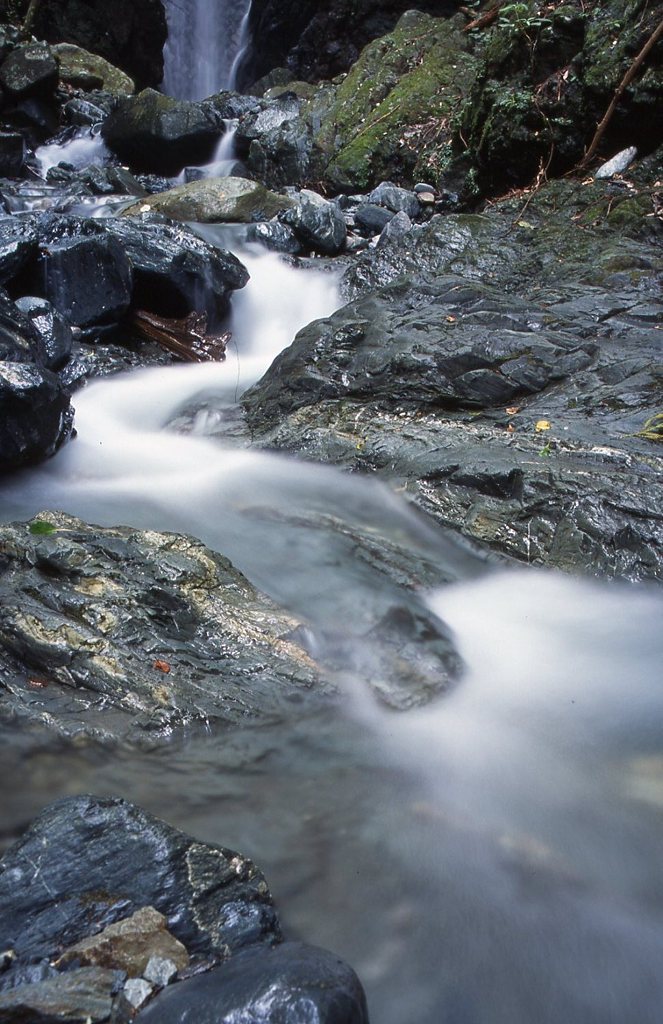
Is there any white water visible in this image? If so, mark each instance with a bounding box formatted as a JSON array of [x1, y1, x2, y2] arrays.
[[35, 130, 109, 178], [163, 0, 252, 99]]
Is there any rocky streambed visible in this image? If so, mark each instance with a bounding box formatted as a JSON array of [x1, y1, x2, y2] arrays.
[[0, 2, 662, 1022]]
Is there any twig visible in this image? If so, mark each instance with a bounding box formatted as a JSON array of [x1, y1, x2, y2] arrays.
[[575, 14, 663, 172], [464, 2, 503, 33]]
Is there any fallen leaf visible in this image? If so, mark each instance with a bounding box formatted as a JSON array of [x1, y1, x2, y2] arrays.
[[507, 423, 515, 433], [29, 520, 57, 536], [153, 659, 171, 674], [446, 315, 457, 323], [535, 419, 551, 432], [506, 406, 520, 415], [28, 678, 49, 690]]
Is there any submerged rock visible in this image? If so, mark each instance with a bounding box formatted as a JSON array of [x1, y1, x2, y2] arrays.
[[138, 942, 369, 1024], [0, 512, 325, 742]]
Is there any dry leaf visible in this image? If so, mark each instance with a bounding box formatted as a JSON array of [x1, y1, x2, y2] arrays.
[[153, 659, 171, 674], [28, 678, 49, 690], [506, 406, 520, 415], [535, 419, 551, 432]]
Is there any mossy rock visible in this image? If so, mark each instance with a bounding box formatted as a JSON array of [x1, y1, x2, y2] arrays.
[[53, 43, 134, 96], [309, 11, 478, 193]]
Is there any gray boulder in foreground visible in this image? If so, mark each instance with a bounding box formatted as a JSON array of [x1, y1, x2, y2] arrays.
[[0, 512, 325, 742]]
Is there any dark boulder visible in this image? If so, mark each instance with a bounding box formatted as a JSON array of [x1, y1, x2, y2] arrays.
[[138, 942, 369, 1024], [32, 0, 167, 90], [32, 212, 248, 329], [354, 203, 393, 237], [281, 190, 346, 255], [15, 296, 73, 371], [101, 89, 223, 176], [101, 214, 249, 325], [0, 794, 279, 974], [0, 43, 58, 99], [0, 286, 37, 361], [35, 232, 133, 328], [0, 131, 24, 177], [0, 361, 73, 472]]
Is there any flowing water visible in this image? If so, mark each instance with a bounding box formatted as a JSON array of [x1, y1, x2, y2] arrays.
[[2, 237, 663, 1024], [2, 5, 663, 1022], [163, 0, 252, 99]]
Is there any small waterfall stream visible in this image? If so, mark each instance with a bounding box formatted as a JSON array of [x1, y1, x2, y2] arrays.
[[162, 0, 252, 99]]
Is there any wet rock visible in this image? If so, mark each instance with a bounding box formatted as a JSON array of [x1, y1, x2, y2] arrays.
[[0, 966, 120, 1023], [0, 214, 39, 284], [0, 512, 325, 741], [36, 233, 133, 328], [0, 288, 36, 362], [354, 203, 393, 237], [62, 90, 115, 128], [376, 210, 411, 248], [57, 907, 189, 976], [123, 176, 295, 224], [0, 43, 58, 100], [243, 276, 597, 428], [101, 90, 223, 176], [281, 189, 346, 255], [0, 795, 279, 965], [52, 43, 135, 96], [246, 219, 302, 254], [137, 942, 369, 1024], [35, 212, 248, 328], [368, 182, 420, 217], [0, 362, 73, 472], [102, 214, 248, 325], [15, 296, 73, 371], [33, 0, 167, 90], [0, 131, 24, 177]]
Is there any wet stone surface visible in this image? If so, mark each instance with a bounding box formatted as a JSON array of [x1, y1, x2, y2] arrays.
[[0, 511, 327, 742]]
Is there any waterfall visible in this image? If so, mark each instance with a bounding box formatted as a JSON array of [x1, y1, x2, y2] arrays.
[[163, 0, 252, 100]]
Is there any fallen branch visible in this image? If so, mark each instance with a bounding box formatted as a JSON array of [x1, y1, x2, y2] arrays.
[[464, 2, 503, 33], [130, 310, 229, 363], [575, 14, 663, 172]]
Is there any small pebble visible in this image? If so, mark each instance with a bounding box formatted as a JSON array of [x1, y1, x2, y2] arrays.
[[143, 955, 178, 988], [124, 977, 153, 1010]]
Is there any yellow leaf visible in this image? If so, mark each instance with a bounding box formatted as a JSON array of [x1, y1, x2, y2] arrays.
[[535, 419, 551, 432]]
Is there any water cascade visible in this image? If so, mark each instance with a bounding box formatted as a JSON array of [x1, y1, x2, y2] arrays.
[[3, 240, 663, 1024], [162, 0, 252, 99]]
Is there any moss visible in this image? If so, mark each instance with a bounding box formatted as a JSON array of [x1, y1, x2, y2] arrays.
[[310, 11, 478, 192]]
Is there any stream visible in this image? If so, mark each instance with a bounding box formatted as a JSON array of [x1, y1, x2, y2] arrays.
[[1, 3, 662, 1022]]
